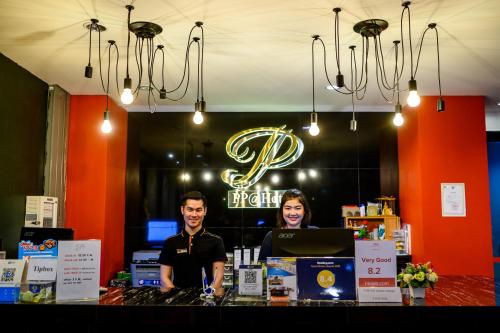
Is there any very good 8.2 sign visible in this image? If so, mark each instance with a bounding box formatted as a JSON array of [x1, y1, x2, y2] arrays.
[[355, 240, 397, 288]]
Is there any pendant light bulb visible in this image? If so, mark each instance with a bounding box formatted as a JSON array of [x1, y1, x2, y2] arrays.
[[193, 110, 204, 125], [407, 79, 420, 107], [393, 103, 404, 127], [101, 110, 112, 133], [120, 88, 133, 105], [120, 77, 134, 105], [393, 112, 404, 127], [407, 90, 420, 107], [309, 112, 320, 136]]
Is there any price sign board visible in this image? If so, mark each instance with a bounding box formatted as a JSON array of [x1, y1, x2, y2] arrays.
[[355, 240, 401, 303]]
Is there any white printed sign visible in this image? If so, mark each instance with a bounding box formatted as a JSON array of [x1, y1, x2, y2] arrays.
[[238, 265, 263, 296], [243, 248, 251, 265], [56, 240, 101, 301], [355, 240, 401, 303], [27, 258, 57, 281], [441, 183, 466, 217]]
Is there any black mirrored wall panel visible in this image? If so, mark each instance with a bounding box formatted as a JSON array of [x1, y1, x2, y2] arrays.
[[125, 112, 398, 262]]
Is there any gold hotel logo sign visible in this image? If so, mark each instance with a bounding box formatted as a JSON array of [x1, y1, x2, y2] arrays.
[[221, 125, 304, 208]]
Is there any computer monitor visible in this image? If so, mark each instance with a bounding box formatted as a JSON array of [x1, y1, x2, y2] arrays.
[[147, 220, 178, 248], [272, 228, 354, 257], [20, 227, 74, 243]]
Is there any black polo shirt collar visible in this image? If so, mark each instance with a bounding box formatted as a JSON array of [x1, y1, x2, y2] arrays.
[[181, 227, 206, 239]]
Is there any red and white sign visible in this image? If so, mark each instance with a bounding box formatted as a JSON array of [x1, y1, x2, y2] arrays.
[[355, 240, 401, 303]]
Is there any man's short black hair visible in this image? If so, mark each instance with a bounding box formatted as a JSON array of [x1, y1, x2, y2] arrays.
[[181, 191, 207, 207]]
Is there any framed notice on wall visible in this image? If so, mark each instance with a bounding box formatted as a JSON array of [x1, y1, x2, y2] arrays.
[[441, 183, 466, 217]]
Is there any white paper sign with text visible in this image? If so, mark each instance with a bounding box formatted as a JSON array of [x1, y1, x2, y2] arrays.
[[355, 240, 401, 303], [56, 240, 101, 301], [27, 258, 57, 281]]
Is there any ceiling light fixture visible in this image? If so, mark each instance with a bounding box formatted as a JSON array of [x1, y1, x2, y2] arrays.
[[100, 40, 116, 134], [315, 1, 445, 120], [309, 35, 320, 137], [83, 5, 206, 114], [393, 104, 404, 127], [393, 75, 404, 127]]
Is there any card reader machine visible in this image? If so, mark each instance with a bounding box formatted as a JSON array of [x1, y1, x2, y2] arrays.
[[130, 250, 161, 287]]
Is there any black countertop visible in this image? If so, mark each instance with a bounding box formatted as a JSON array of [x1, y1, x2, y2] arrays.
[[2, 276, 499, 332]]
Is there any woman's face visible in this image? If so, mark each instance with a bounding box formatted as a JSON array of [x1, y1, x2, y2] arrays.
[[282, 198, 305, 229]]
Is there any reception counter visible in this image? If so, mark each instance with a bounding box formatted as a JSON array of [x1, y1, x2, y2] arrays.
[[1, 276, 498, 332]]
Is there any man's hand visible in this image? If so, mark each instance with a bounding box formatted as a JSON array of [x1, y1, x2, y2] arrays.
[[160, 283, 175, 293], [214, 287, 225, 297]]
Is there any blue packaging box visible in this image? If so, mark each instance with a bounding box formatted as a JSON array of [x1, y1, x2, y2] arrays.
[[0, 286, 20, 302]]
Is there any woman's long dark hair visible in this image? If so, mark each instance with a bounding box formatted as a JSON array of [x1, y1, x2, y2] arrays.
[[276, 189, 312, 228]]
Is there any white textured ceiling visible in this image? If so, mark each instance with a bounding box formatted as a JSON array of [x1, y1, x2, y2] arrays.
[[1, 0, 499, 113]]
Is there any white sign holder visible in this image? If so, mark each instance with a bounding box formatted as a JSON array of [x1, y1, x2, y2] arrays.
[[56, 240, 101, 301], [355, 240, 401, 303]]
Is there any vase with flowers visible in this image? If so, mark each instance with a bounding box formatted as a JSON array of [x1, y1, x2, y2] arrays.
[[397, 262, 438, 298]]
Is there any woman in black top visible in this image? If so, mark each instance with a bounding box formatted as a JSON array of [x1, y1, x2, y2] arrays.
[[258, 189, 316, 262]]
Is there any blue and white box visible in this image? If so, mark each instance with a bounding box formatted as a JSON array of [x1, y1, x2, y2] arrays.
[[296, 257, 356, 301]]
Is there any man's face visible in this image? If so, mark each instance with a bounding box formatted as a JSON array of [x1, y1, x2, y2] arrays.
[[181, 199, 206, 230]]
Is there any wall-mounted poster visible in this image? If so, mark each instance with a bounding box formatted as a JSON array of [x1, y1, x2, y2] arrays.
[[441, 183, 466, 217]]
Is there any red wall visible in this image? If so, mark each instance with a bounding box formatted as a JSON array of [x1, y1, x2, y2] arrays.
[[66, 95, 128, 285], [399, 96, 493, 276]]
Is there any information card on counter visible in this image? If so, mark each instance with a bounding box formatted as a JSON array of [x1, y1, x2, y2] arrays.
[[56, 240, 101, 301], [355, 240, 401, 303]]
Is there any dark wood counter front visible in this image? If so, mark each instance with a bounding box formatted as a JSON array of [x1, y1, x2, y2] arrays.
[[1, 276, 498, 332]]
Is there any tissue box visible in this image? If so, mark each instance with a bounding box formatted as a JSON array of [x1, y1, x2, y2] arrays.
[[19, 281, 55, 303]]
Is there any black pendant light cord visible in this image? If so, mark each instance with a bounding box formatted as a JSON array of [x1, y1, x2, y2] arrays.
[[114, 44, 119, 94], [333, 8, 341, 75], [126, 6, 132, 79], [316, 38, 351, 96], [311, 36, 317, 113], [435, 28, 442, 98], [404, 2, 414, 79], [356, 129, 361, 204], [164, 25, 198, 94], [98, 28, 106, 92], [87, 24, 92, 67], [196, 38, 201, 102], [200, 24, 205, 101], [350, 48, 355, 121], [106, 42, 111, 110], [414, 24, 442, 96]]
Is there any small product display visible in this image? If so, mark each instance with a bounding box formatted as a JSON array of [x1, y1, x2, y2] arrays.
[[19, 281, 55, 303], [393, 230, 408, 254], [366, 202, 379, 216], [378, 224, 385, 240], [341, 205, 360, 217], [223, 252, 234, 288], [266, 257, 297, 302]]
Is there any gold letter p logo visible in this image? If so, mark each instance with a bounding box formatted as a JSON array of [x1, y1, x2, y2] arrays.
[[221, 126, 304, 189]]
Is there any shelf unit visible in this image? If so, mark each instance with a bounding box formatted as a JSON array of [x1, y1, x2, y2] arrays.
[[344, 216, 400, 240]]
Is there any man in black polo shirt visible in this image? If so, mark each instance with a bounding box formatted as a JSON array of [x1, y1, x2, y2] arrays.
[[159, 191, 227, 295]]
